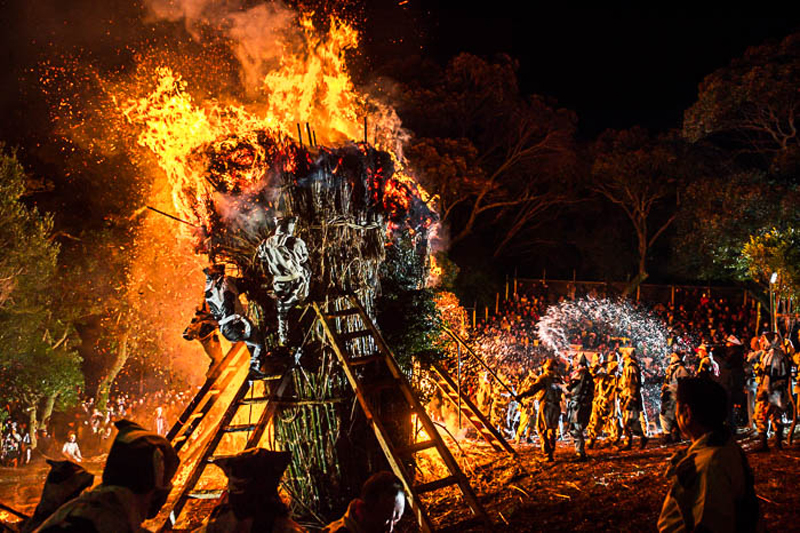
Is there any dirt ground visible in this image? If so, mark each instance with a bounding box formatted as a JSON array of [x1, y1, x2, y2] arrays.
[[418, 430, 800, 532], [1, 432, 798, 532]]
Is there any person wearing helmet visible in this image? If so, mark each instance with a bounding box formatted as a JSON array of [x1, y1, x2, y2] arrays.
[[203, 263, 266, 379], [660, 352, 691, 443], [566, 353, 594, 461], [517, 358, 563, 462], [514, 367, 539, 444], [619, 348, 649, 450], [602, 357, 623, 446], [257, 216, 310, 347], [752, 332, 791, 452], [197, 448, 304, 532], [36, 420, 179, 533], [586, 357, 613, 449]]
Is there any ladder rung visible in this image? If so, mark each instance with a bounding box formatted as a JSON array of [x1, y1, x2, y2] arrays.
[[415, 475, 458, 494], [223, 424, 257, 433], [340, 329, 372, 342], [348, 354, 383, 367], [365, 379, 398, 393], [396, 439, 437, 455], [239, 396, 271, 405], [188, 489, 225, 500], [325, 308, 359, 318]]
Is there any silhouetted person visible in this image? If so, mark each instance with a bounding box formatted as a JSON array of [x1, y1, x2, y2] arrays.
[[658, 378, 761, 532], [323, 471, 406, 533], [36, 420, 179, 533]]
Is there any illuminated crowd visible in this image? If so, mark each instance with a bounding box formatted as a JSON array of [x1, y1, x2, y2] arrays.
[[0, 389, 191, 467], [435, 282, 766, 442]]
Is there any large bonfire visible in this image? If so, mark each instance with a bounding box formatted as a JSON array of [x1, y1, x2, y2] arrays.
[[41, 7, 441, 524]]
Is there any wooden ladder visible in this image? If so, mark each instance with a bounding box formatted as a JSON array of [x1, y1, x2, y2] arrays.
[[313, 296, 493, 532], [430, 362, 516, 456], [152, 342, 295, 531]]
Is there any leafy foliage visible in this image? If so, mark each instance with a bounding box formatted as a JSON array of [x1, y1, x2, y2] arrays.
[[738, 227, 800, 301], [0, 147, 83, 422], [377, 237, 445, 370], [683, 32, 800, 179]]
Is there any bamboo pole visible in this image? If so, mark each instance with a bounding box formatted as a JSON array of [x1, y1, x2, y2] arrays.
[[296, 123, 304, 147], [505, 278, 509, 301], [472, 304, 476, 328], [495, 292, 499, 314], [485, 306, 488, 322], [671, 285, 675, 306]]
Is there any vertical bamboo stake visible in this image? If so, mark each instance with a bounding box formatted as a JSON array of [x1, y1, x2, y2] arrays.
[[495, 293, 499, 314], [485, 306, 488, 322], [296, 123, 304, 147], [636, 285, 640, 302], [505, 278, 509, 301], [756, 301, 761, 337], [306, 122, 313, 147], [514, 277, 518, 296], [472, 304, 476, 328], [363, 117, 368, 144], [457, 342, 462, 430], [671, 285, 675, 306]]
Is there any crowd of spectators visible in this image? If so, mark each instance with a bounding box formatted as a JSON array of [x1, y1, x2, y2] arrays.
[[0, 388, 190, 467]]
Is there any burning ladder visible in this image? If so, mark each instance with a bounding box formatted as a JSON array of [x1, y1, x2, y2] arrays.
[[313, 295, 493, 532], [152, 342, 295, 531], [430, 362, 516, 456]]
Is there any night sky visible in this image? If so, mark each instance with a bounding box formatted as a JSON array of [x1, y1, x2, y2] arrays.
[[361, 5, 800, 136], [1, 2, 798, 141]]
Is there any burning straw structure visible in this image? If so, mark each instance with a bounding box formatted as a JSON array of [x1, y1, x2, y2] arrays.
[[182, 127, 435, 519]]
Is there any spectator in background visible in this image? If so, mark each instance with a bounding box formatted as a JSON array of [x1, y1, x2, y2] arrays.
[[61, 432, 82, 463], [155, 407, 168, 436]]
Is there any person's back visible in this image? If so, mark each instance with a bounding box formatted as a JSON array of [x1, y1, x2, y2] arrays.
[[35, 420, 179, 533], [658, 378, 761, 532]]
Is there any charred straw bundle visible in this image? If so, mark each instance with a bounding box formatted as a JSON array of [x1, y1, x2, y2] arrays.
[[183, 128, 435, 520]]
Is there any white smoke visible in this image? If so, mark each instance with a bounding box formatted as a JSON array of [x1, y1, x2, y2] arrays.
[[142, 0, 298, 94]]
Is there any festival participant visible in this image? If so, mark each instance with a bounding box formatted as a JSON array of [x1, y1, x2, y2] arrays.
[[752, 332, 791, 452], [619, 348, 649, 450], [257, 216, 311, 347], [324, 471, 406, 533], [566, 353, 594, 460], [517, 359, 563, 462], [660, 352, 690, 443], [37, 420, 179, 533], [514, 368, 538, 444], [203, 263, 266, 378], [586, 359, 611, 448], [198, 448, 304, 533], [490, 369, 513, 437], [602, 358, 623, 445], [658, 378, 761, 532], [182, 301, 224, 370]]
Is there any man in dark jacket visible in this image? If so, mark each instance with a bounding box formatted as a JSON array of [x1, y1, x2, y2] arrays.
[[566, 353, 594, 460]]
